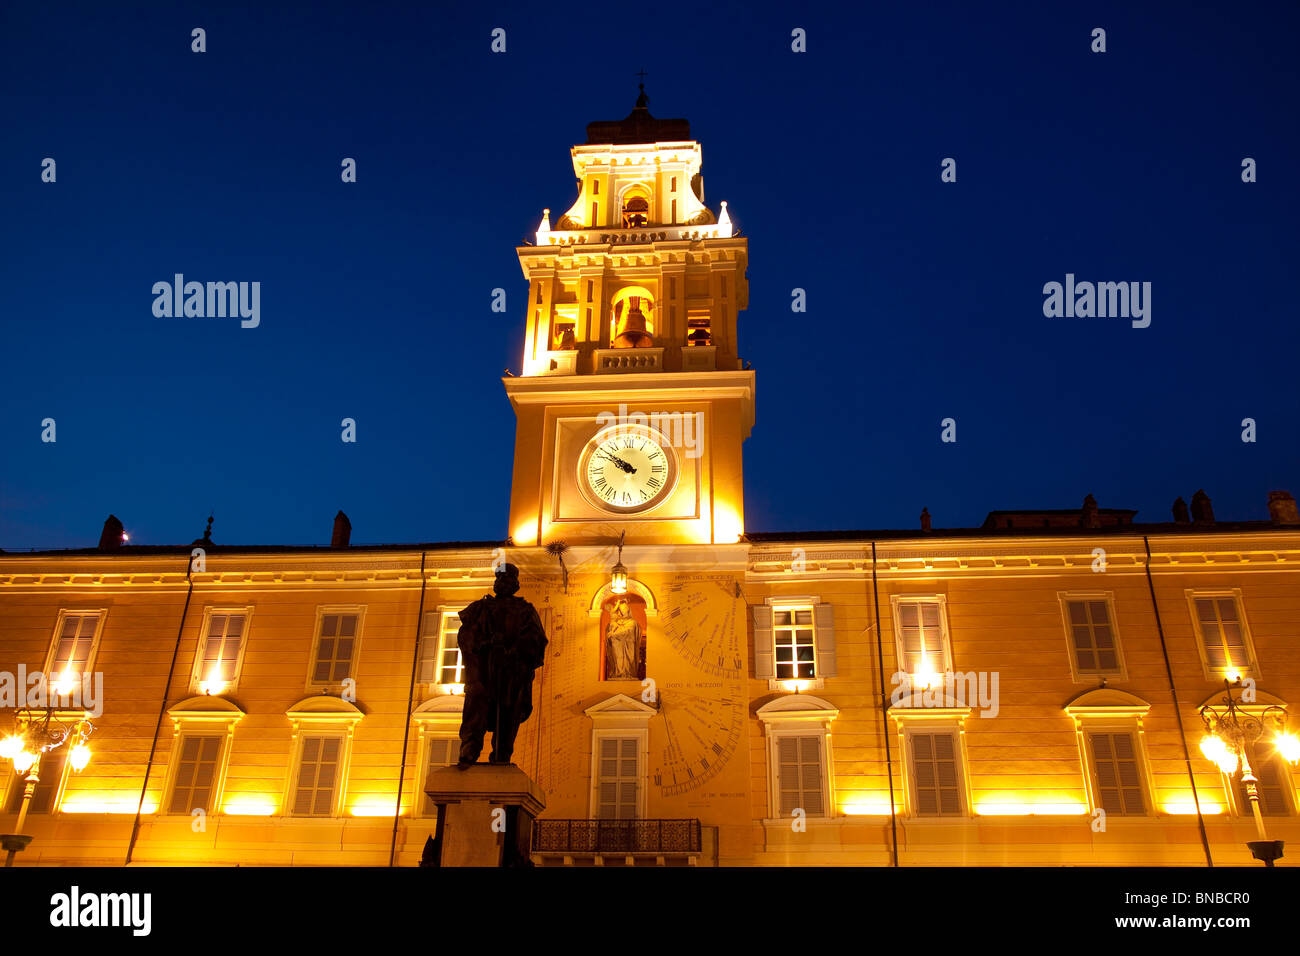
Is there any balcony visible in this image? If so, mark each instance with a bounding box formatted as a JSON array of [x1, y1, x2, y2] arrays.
[[593, 347, 663, 374], [532, 819, 702, 864]]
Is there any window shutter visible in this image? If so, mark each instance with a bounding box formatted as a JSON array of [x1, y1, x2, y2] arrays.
[[7, 748, 68, 814], [753, 606, 774, 679], [1090, 732, 1145, 815], [910, 731, 962, 817], [813, 603, 836, 677], [294, 735, 341, 816], [777, 737, 801, 815], [1241, 756, 1290, 816], [596, 737, 638, 819], [775, 735, 824, 817], [422, 737, 458, 813], [416, 612, 440, 684], [1195, 598, 1226, 669]]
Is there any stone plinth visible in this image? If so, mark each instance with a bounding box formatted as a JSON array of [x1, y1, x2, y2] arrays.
[[422, 763, 546, 867]]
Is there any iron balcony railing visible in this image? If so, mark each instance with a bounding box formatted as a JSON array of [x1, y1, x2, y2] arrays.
[[533, 819, 702, 855]]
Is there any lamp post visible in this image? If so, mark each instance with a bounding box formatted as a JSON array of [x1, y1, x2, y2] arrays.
[[0, 709, 94, 867], [1198, 679, 1300, 867]]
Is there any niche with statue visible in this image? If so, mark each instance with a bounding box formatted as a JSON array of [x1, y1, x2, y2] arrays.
[[599, 593, 648, 681]]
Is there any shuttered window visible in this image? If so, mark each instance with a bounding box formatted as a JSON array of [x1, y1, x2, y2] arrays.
[[595, 737, 638, 819], [312, 613, 358, 684], [776, 735, 825, 816], [1089, 732, 1146, 815], [5, 748, 67, 814], [910, 731, 962, 816], [49, 612, 101, 679], [1066, 600, 1119, 674], [198, 612, 246, 686], [773, 607, 815, 679], [168, 735, 222, 814], [1239, 755, 1291, 816], [421, 737, 460, 815], [293, 735, 342, 816], [416, 612, 463, 685], [1194, 596, 1250, 673], [897, 600, 949, 675]]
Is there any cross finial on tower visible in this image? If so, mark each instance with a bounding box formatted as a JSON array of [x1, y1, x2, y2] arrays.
[[635, 67, 648, 86]]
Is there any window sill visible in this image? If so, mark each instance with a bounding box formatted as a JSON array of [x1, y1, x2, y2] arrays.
[[767, 678, 824, 692]]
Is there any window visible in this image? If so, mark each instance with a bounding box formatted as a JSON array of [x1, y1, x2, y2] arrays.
[[5, 748, 68, 814], [1087, 732, 1146, 816], [592, 179, 599, 196], [774, 607, 815, 679], [167, 735, 223, 814], [757, 695, 838, 821], [417, 610, 463, 686], [1187, 591, 1257, 679], [776, 736, 825, 816], [192, 609, 250, 693], [45, 610, 105, 687], [1065, 689, 1153, 819], [585, 695, 654, 821], [595, 737, 638, 819], [753, 600, 836, 686], [1059, 594, 1125, 680], [908, 731, 963, 817], [421, 737, 460, 815], [891, 596, 952, 676], [292, 735, 343, 816], [309, 609, 362, 689], [1237, 753, 1292, 816]]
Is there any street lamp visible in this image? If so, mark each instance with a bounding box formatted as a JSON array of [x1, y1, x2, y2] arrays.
[[610, 530, 628, 595], [0, 709, 94, 867], [1199, 679, 1300, 867]]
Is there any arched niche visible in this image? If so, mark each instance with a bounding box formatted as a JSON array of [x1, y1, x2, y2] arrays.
[[598, 591, 648, 682], [588, 577, 658, 617]]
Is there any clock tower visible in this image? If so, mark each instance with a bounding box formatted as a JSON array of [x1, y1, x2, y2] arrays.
[[505, 87, 754, 549]]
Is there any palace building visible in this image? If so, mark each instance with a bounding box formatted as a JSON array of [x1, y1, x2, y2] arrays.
[[3, 92, 1300, 867]]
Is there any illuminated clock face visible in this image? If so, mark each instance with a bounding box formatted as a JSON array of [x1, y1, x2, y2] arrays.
[[580, 426, 676, 513]]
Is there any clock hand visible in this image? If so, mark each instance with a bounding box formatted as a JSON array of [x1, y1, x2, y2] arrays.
[[596, 450, 637, 475]]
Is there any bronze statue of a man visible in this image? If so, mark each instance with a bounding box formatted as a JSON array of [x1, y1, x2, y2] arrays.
[[455, 563, 547, 768]]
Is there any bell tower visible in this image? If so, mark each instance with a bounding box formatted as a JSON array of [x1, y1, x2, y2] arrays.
[[505, 88, 754, 548]]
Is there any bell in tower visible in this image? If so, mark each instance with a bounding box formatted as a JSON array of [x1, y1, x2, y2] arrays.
[[612, 294, 655, 349]]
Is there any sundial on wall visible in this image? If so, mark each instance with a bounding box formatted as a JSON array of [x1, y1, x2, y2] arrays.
[[653, 574, 746, 796]]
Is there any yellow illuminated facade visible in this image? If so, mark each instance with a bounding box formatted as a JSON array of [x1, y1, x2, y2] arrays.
[[2, 96, 1300, 867]]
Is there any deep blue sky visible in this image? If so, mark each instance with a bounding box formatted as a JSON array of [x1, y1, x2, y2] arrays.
[[2, 1, 1297, 549]]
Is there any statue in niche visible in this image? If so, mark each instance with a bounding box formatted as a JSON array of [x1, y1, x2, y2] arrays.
[[603, 596, 644, 680]]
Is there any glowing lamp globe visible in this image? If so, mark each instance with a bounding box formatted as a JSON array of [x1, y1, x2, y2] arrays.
[[68, 742, 91, 772], [12, 750, 37, 774], [1275, 732, 1300, 765], [0, 734, 24, 761]]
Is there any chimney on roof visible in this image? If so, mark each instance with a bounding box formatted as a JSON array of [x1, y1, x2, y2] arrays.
[[1191, 489, 1215, 525], [1081, 494, 1100, 529], [332, 510, 352, 547], [1268, 491, 1300, 526], [98, 514, 125, 550], [1172, 497, 1190, 523], [920, 507, 931, 532]]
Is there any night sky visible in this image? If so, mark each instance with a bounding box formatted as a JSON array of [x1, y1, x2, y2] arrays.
[[2, 1, 1297, 550]]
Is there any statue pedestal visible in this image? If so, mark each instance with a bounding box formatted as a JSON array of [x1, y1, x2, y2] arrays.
[[422, 763, 546, 867]]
